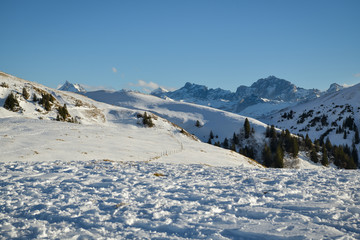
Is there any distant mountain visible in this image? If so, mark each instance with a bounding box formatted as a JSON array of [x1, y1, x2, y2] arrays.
[[152, 76, 343, 118], [58, 81, 86, 93]]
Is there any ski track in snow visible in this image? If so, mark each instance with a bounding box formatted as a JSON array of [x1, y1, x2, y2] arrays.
[[1, 161, 360, 239]]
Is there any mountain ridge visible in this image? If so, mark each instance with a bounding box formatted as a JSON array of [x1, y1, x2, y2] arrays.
[[151, 76, 344, 118]]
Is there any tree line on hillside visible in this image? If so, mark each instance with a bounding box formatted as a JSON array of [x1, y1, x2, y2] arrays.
[[205, 118, 359, 169]]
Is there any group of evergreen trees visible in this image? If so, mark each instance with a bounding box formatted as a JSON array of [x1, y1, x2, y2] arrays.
[[206, 116, 359, 169], [262, 126, 298, 168]]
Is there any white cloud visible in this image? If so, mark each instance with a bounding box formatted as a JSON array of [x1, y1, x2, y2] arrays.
[[128, 80, 161, 93], [112, 67, 117, 73], [354, 73, 360, 78]]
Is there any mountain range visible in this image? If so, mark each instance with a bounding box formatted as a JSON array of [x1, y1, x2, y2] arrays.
[[151, 76, 344, 118]]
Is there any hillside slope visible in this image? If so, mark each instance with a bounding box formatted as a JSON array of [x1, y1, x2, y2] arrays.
[[264, 83, 360, 145], [0, 71, 259, 167]]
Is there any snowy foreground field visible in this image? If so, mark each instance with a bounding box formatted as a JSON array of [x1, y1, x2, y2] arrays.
[[1, 160, 360, 239]]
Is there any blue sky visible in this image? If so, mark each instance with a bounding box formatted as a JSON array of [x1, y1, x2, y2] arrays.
[[1, 0, 359, 92]]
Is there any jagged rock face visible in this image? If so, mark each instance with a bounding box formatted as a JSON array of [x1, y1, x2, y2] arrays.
[[236, 76, 321, 102], [152, 82, 236, 101], [152, 76, 326, 117], [58, 81, 86, 93]]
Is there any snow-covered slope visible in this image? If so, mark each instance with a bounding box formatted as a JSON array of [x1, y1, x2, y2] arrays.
[[0, 71, 258, 167], [85, 90, 268, 143], [264, 83, 360, 146], [84, 90, 327, 168]]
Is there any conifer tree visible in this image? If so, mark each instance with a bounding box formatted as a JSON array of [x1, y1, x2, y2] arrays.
[[230, 142, 236, 151], [232, 132, 239, 145], [305, 134, 312, 149], [292, 138, 299, 158], [244, 118, 250, 139], [262, 144, 272, 167], [270, 125, 277, 139], [325, 138, 333, 152], [195, 120, 201, 128], [310, 147, 318, 163], [265, 125, 271, 138], [354, 126, 360, 144], [223, 138, 229, 149], [274, 145, 284, 168], [22, 87, 30, 100], [210, 130, 214, 139], [4, 93, 20, 111], [321, 147, 329, 166], [32, 93, 38, 102], [352, 145, 359, 167]]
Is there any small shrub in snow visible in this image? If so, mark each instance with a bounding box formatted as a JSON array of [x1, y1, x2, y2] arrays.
[[0, 82, 9, 88], [22, 87, 30, 100], [4, 93, 20, 112], [57, 104, 70, 121], [141, 112, 154, 128], [195, 120, 201, 128]]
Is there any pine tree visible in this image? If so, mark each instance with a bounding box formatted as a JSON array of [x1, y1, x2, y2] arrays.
[[232, 132, 239, 145], [265, 125, 271, 138], [210, 130, 214, 139], [325, 138, 333, 152], [310, 147, 318, 163], [354, 125, 360, 144], [343, 131, 347, 139], [244, 118, 251, 139], [57, 104, 70, 121], [223, 138, 229, 149], [4, 93, 20, 111], [32, 93, 38, 102], [292, 137, 299, 158], [274, 145, 284, 168], [270, 125, 277, 139], [195, 120, 201, 128], [230, 143, 236, 151], [352, 145, 359, 167], [22, 87, 30, 100], [262, 144, 272, 167], [321, 147, 329, 166], [305, 134, 312, 149]]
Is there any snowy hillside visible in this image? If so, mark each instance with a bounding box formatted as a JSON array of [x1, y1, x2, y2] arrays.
[[0, 71, 258, 167], [84, 90, 330, 168], [85, 90, 268, 143], [264, 83, 360, 145]]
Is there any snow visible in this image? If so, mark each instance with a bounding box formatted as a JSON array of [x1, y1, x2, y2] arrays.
[[1, 160, 360, 239], [1, 71, 360, 239]]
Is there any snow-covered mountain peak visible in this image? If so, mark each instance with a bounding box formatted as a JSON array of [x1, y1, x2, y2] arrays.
[[326, 83, 344, 93], [58, 81, 86, 93]]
